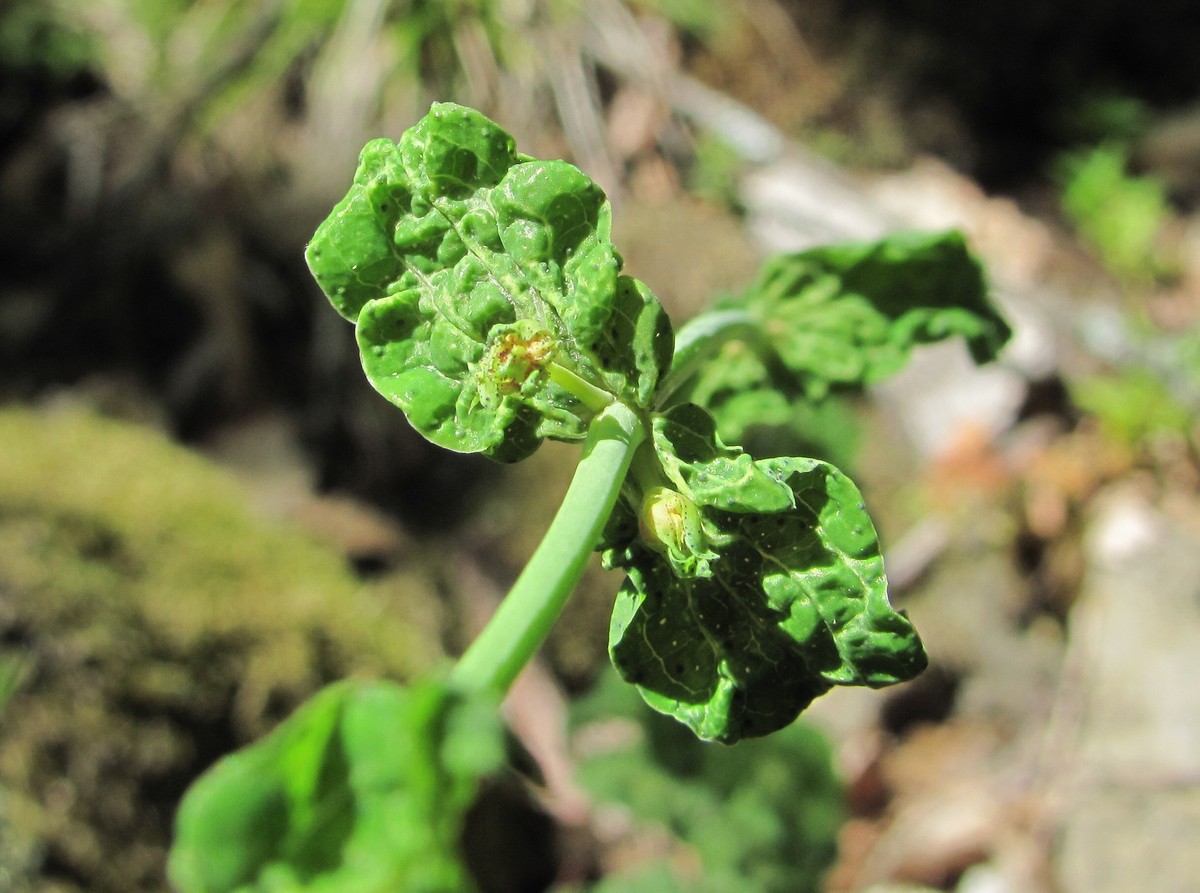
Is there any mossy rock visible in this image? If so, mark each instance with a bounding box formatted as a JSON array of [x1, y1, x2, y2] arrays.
[[0, 405, 444, 893]]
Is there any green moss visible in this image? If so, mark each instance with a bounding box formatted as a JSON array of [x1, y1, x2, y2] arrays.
[[0, 404, 444, 892]]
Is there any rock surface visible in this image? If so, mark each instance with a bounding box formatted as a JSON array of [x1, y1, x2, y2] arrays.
[[1055, 487, 1200, 893]]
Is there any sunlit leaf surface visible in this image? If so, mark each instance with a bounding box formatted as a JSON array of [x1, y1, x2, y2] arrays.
[[307, 102, 672, 461], [603, 404, 926, 743]]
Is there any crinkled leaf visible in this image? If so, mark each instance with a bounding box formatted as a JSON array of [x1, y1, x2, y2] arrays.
[[745, 229, 1011, 387], [168, 679, 504, 893], [603, 405, 925, 743], [681, 230, 1010, 445], [306, 102, 672, 461], [651, 403, 795, 514]]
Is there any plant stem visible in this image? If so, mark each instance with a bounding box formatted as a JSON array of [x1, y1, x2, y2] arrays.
[[449, 401, 645, 699], [545, 360, 615, 413]]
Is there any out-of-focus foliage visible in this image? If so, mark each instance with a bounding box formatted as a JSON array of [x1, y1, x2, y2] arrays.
[[45, 0, 573, 112], [1059, 144, 1174, 283], [3, 0, 734, 156], [687, 134, 744, 213], [1074, 369, 1194, 448], [0, 786, 40, 893], [0, 405, 438, 675], [0, 653, 25, 714], [571, 671, 844, 893], [629, 0, 730, 40], [678, 231, 1010, 453], [170, 679, 505, 893], [832, 0, 1200, 184], [1060, 91, 1152, 147], [0, 0, 94, 74], [1073, 323, 1200, 451]]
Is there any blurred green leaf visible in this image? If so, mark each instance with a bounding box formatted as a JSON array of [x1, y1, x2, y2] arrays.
[[0, 0, 95, 73], [572, 671, 844, 893], [711, 389, 862, 467], [680, 230, 1009, 448], [0, 653, 27, 715], [1060, 91, 1151, 146], [1059, 143, 1172, 282], [169, 678, 504, 893], [307, 102, 672, 461], [632, 0, 730, 38], [688, 134, 744, 212], [602, 404, 926, 743], [1073, 369, 1194, 447]]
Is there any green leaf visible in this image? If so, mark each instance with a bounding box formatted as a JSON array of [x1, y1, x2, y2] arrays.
[[168, 679, 504, 893], [677, 230, 1010, 446], [306, 102, 672, 461], [749, 229, 1010, 384], [651, 404, 795, 514], [1059, 143, 1171, 282], [603, 405, 925, 743], [709, 390, 863, 469]]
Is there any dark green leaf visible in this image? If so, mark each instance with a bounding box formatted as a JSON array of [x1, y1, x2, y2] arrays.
[[709, 390, 863, 470], [748, 229, 1009, 385], [168, 679, 503, 893], [603, 405, 925, 743], [306, 102, 672, 461]]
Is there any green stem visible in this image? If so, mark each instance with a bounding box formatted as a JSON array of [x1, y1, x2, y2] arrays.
[[545, 360, 615, 413], [449, 401, 645, 699], [628, 437, 670, 496]]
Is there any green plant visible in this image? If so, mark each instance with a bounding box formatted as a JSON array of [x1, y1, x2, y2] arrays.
[[0, 0, 93, 75], [688, 134, 745, 214], [169, 102, 1010, 891], [1072, 323, 1200, 453], [570, 669, 843, 893], [1058, 142, 1173, 282], [0, 653, 26, 716], [1074, 368, 1193, 449]]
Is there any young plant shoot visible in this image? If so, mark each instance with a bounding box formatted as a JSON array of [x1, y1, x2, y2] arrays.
[[170, 103, 1010, 892]]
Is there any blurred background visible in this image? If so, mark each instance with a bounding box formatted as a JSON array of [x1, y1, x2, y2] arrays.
[[2, 0, 1199, 891]]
